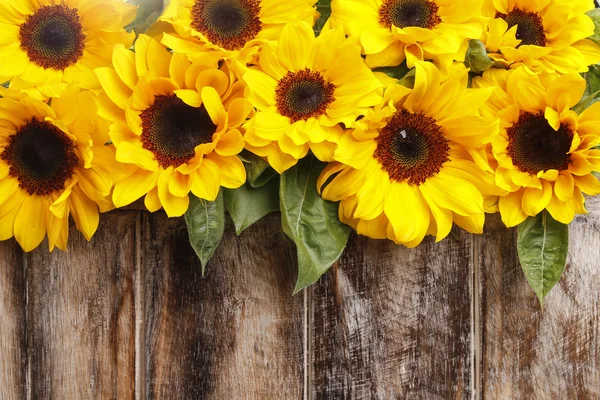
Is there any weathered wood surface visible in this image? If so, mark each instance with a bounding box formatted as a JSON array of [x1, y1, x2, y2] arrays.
[[1, 203, 599, 399], [476, 197, 600, 399]]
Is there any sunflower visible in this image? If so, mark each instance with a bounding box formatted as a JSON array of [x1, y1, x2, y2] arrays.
[[159, 0, 318, 64], [0, 0, 136, 100], [0, 86, 118, 252], [95, 35, 252, 217], [329, 0, 484, 70], [472, 67, 600, 226], [318, 61, 502, 247], [483, 0, 600, 73], [241, 22, 383, 173]]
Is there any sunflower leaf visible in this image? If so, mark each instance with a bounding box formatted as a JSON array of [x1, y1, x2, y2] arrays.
[[373, 62, 411, 80], [280, 154, 351, 294], [517, 210, 569, 306], [572, 64, 600, 113], [126, 0, 168, 35], [185, 191, 225, 275], [464, 39, 494, 73], [238, 151, 278, 188], [224, 178, 280, 235], [314, 0, 332, 36]]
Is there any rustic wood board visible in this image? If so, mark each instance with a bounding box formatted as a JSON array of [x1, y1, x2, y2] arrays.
[[0, 240, 26, 400], [24, 210, 139, 399], [142, 213, 304, 399], [309, 230, 473, 399], [1, 204, 600, 398], [476, 197, 600, 399]]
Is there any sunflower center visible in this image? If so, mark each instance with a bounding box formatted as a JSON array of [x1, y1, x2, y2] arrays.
[[190, 0, 261, 51], [0, 119, 79, 196], [506, 112, 573, 174], [497, 9, 546, 47], [275, 69, 335, 122], [379, 0, 442, 29], [375, 110, 449, 185], [140, 95, 217, 168], [19, 5, 86, 70]]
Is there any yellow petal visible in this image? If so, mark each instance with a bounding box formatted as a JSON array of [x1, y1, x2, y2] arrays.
[[68, 186, 99, 241], [499, 190, 528, 228], [554, 171, 574, 201], [209, 154, 246, 189], [190, 158, 222, 201], [384, 182, 429, 244], [158, 170, 190, 217], [215, 129, 245, 156], [113, 169, 159, 207], [95, 67, 132, 110], [144, 187, 162, 212], [14, 195, 47, 252], [521, 180, 552, 216]]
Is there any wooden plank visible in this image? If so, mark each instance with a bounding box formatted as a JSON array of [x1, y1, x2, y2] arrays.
[[477, 198, 600, 399], [25, 210, 139, 399], [0, 240, 26, 400], [143, 213, 304, 399], [309, 229, 474, 399]]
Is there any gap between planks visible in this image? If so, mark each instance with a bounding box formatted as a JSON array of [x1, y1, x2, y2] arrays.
[[471, 234, 482, 400], [135, 212, 145, 400]]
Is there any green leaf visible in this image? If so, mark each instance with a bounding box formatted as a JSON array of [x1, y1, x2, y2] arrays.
[[224, 178, 280, 235], [517, 210, 569, 306], [184, 191, 225, 275], [280, 155, 351, 294], [126, 0, 168, 35], [314, 0, 332, 36], [238, 151, 278, 188], [372, 62, 410, 80], [464, 39, 494, 73], [586, 9, 600, 46], [572, 64, 600, 113], [398, 68, 416, 88]]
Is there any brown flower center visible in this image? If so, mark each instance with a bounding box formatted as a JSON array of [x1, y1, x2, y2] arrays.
[[140, 95, 217, 168], [497, 9, 546, 47], [1, 119, 79, 196], [375, 110, 449, 185], [276, 69, 335, 122], [190, 0, 261, 51], [19, 5, 86, 70], [506, 112, 573, 174], [379, 0, 442, 30]]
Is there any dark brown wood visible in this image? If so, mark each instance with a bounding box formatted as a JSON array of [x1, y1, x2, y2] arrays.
[[309, 229, 474, 399], [25, 210, 139, 399], [143, 213, 304, 399], [0, 240, 26, 400], [477, 198, 600, 399]]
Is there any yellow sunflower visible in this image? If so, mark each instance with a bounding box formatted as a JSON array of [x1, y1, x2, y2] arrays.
[[483, 0, 600, 73], [159, 0, 318, 64], [0, 0, 136, 100], [241, 22, 383, 173], [318, 61, 502, 247], [95, 35, 253, 217], [473, 67, 600, 226], [0, 85, 118, 252], [329, 0, 484, 70]]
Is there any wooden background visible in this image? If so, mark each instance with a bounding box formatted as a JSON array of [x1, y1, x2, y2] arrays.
[[0, 196, 599, 399]]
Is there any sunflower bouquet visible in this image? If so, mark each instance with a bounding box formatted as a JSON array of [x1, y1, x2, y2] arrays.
[[1, 0, 600, 303]]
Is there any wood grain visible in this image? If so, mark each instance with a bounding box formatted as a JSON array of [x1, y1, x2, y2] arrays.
[[25, 210, 139, 399], [143, 212, 304, 399], [477, 198, 600, 399], [309, 229, 474, 399], [0, 240, 26, 400]]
